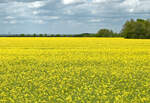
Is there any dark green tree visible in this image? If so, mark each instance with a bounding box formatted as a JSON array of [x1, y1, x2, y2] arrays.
[[39, 34, 43, 37], [121, 19, 150, 39], [96, 29, 114, 37], [33, 33, 37, 37], [56, 34, 61, 37], [20, 34, 25, 37]]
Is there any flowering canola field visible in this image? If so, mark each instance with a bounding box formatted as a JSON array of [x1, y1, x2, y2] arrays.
[[0, 37, 150, 103]]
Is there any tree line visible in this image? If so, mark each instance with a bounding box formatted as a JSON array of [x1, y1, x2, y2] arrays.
[[0, 32, 121, 37], [1, 18, 150, 39]]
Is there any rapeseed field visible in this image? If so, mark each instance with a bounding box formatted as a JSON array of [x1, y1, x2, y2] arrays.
[[0, 37, 150, 103]]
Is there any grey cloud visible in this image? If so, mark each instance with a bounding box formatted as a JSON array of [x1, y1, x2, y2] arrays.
[[0, 0, 150, 34]]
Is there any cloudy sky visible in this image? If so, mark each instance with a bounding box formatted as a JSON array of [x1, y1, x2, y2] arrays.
[[0, 0, 150, 34]]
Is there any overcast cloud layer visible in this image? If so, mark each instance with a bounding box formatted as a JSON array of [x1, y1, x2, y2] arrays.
[[0, 0, 150, 34]]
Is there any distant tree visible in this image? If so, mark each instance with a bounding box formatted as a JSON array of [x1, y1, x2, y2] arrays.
[[26, 34, 31, 37], [33, 33, 37, 37], [20, 34, 25, 37], [56, 34, 61, 37], [96, 29, 114, 37], [44, 34, 48, 37], [50, 34, 55, 37], [39, 34, 43, 37], [63, 34, 67, 37]]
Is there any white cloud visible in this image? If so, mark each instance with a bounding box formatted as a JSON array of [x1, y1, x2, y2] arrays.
[[135, 0, 150, 12], [121, 0, 140, 6], [32, 11, 40, 15], [5, 16, 15, 19], [64, 9, 74, 15], [33, 20, 45, 24], [27, 1, 47, 8], [89, 19, 101, 22], [2, 1, 50, 21], [10, 20, 17, 24], [120, 0, 140, 12], [92, 0, 107, 3], [42, 16, 60, 20], [62, 0, 86, 5]]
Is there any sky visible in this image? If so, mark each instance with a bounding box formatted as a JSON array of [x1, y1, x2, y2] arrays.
[[0, 0, 150, 34]]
